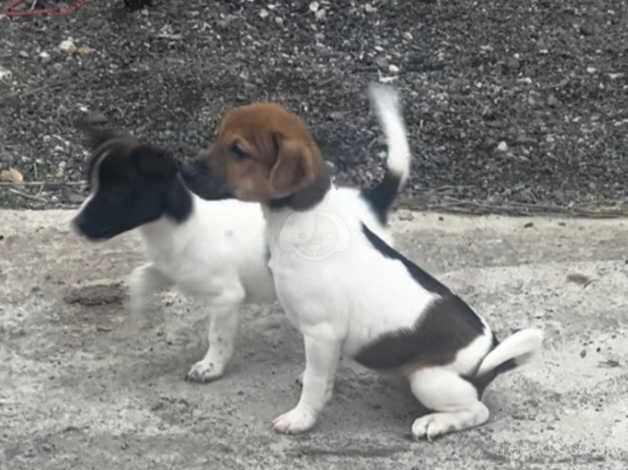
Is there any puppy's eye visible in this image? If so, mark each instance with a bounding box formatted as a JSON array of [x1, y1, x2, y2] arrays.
[[230, 143, 249, 161]]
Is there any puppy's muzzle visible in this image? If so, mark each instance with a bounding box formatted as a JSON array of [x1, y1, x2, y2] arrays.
[[179, 159, 233, 201]]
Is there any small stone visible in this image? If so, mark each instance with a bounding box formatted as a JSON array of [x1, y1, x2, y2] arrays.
[[0, 65, 11, 80], [523, 222, 534, 228], [375, 56, 389, 69], [586, 66, 596, 74], [0, 168, 24, 183], [259, 8, 269, 18], [403, 32, 413, 41], [547, 94, 558, 106], [496, 141, 508, 152], [329, 111, 343, 120], [388, 64, 400, 73], [308, 1, 319, 13], [18, 50, 29, 58], [365, 4, 377, 13], [567, 273, 592, 286], [77, 46, 95, 55], [58, 38, 77, 53], [39, 51, 51, 62], [275, 16, 283, 26]]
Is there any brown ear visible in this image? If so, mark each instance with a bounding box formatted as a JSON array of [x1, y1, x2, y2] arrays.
[[268, 135, 317, 198]]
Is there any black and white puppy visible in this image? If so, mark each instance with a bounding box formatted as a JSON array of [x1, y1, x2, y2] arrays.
[[183, 84, 544, 438], [72, 110, 409, 381]]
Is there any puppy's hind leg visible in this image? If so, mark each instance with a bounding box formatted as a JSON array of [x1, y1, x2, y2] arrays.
[[408, 367, 489, 440], [186, 281, 245, 383]]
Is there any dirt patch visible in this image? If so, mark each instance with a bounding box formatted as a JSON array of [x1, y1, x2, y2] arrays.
[[63, 281, 126, 306], [0, 0, 627, 214]]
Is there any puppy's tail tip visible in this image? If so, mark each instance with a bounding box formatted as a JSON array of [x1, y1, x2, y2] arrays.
[[368, 83, 411, 187], [477, 328, 544, 377], [361, 83, 411, 224]]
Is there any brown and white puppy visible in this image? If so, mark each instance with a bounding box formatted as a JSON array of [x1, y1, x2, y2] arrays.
[[182, 84, 543, 439]]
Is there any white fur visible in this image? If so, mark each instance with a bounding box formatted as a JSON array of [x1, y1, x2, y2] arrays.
[[126, 197, 273, 381], [409, 368, 489, 440], [369, 83, 411, 187], [263, 185, 542, 437], [476, 328, 544, 376]]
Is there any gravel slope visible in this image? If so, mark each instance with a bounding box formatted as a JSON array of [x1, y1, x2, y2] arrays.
[[0, 0, 626, 213]]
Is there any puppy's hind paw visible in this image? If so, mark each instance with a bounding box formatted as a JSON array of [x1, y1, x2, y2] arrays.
[[185, 359, 225, 383], [411, 413, 458, 441], [272, 406, 316, 434], [411, 406, 489, 441]]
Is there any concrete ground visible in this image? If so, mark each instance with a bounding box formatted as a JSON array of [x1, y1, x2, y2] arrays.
[[1, 209, 627, 470]]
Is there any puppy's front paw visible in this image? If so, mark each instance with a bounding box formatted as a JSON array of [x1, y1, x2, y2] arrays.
[[186, 359, 225, 383], [272, 406, 316, 434]]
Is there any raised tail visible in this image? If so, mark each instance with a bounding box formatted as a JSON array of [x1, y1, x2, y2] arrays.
[[361, 83, 411, 224]]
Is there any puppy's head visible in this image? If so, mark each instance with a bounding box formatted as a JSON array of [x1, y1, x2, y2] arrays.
[[73, 135, 185, 240], [181, 103, 328, 205]]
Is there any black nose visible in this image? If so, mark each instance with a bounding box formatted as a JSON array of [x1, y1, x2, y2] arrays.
[[179, 160, 233, 201], [179, 160, 202, 183]]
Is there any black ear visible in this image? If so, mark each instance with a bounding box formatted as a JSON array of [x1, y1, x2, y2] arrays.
[[133, 145, 177, 179]]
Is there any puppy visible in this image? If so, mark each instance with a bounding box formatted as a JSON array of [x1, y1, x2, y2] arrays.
[[183, 84, 544, 439], [72, 111, 409, 382]]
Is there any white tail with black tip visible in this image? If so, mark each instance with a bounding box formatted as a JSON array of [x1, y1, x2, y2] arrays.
[[477, 328, 544, 377], [361, 83, 412, 223]]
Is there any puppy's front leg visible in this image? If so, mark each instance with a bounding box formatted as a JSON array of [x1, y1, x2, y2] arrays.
[[122, 263, 172, 336], [273, 334, 341, 434], [186, 282, 245, 383]]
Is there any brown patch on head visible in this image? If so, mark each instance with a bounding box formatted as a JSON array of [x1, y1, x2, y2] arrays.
[[197, 103, 329, 205]]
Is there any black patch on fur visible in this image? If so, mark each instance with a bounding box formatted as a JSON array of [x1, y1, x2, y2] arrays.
[[74, 140, 192, 240], [354, 296, 485, 370], [360, 169, 402, 224], [354, 224, 486, 370], [361, 224, 452, 297]]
